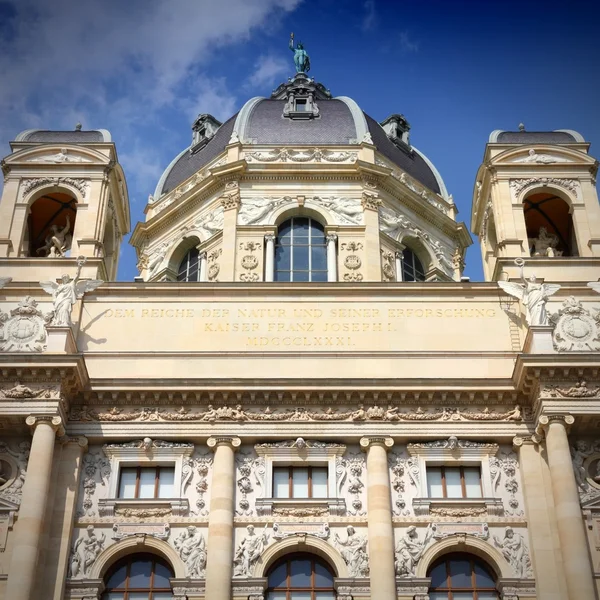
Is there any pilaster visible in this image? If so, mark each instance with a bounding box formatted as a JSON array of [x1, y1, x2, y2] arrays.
[[361, 188, 382, 281], [220, 183, 241, 281]]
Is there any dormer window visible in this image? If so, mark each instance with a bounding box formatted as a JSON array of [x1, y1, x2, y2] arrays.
[[380, 114, 412, 151], [191, 114, 222, 152], [295, 98, 307, 111]]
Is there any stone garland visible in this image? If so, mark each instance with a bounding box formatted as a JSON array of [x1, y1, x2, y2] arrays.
[[181, 453, 213, 516], [490, 451, 523, 516], [336, 453, 366, 516], [244, 147, 358, 164], [79, 452, 110, 517], [389, 452, 419, 516], [69, 403, 525, 423]]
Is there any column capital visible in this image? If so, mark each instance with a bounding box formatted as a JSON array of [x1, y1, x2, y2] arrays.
[[361, 191, 381, 212], [25, 414, 65, 436], [536, 413, 575, 437], [512, 434, 542, 449], [360, 436, 394, 451], [221, 194, 241, 211], [59, 435, 89, 449], [207, 435, 241, 451], [264, 233, 276, 243], [326, 232, 338, 243]]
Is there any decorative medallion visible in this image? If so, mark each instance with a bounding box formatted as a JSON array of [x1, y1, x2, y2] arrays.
[[550, 296, 600, 351], [344, 255, 362, 270], [0, 296, 49, 352]]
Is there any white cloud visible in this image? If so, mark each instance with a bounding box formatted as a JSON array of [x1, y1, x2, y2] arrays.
[[244, 55, 289, 90], [362, 0, 377, 32], [399, 30, 419, 53]]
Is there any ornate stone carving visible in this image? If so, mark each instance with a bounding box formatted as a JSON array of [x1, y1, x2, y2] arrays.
[[0, 296, 49, 352], [381, 249, 395, 282], [272, 522, 330, 540], [515, 149, 561, 164], [272, 506, 328, 517], [238, 196, 293, 225], [256, 439, 344, 449], [112, 523, 169, 541], [395, 525, 433, 577], [430, 506, 487, 517], [115, 507, 172, 518], [389, 453, 419, 516], [37, 215, 72, 258], [207, 248, 222, 281], [509, 177, 580, 198], [336, 453, 366, 515], [28, 149, 92, 163], [316, 197, 363, 225], [79, 452, 110, 517], [185, 207, 224, 239], [570, 440, 600, 501], [0, 440, 30, 504], [490, 451, 523, 516], [480, 199, 493, 242], [239, 241, 262, 283], [543, 381, 600, 399], [235, 454, 264, 516], [431, 523, 489, 539], [234, 525, 270, 577], [40, 257, 103, 327], [408, 437, 497, 450], [69, 526, 106, 578], [361, 191, 381, 212], [529, 226, 562, 257], [245, 148, 357, 164], [103, 439, 193, 451], [21, 176, 89, 199], [493, 527, 532, 577], [0, 382, 57, 400], [333, 526, 369, 577], [174, 526, 207, 577], [141, 239, 175, 279], [181, 453, 212, 516], [550, 296, 600, 351]]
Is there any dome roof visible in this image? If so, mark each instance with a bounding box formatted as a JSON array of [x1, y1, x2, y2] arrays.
[[14, 128, 111, 143], [155, 81, 446, 198], [488, 129, 585, 144]]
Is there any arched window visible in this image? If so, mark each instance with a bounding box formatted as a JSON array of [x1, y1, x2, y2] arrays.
[[177, 247, 201, 282], [101, 553, 174, 599], [401, 247, 425, 282], [523, 192, 577, 257], [275, 217, 327, 282], [266, 553, 335, 599], [27, 193, 77, 257], [428, 553, 498, 599]]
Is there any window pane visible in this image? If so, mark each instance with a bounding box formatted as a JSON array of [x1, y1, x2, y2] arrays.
[[153, 561, 173, 587], [275, 245, 291, 270], [314, 561, 333, 586], [118, 468, 137, 499], [428, 594, 449, 600], [105, 563, 128, 589], [152, 595, 174, 600], [289, 558, 311, 586], [293, 244, 309, 271], [104, 594, 125, 600], [128, 559, 153, 587], [445, 468, 462, 498], [311, 246, 327, 271], [158, 468, 175, 498], [290, 593, 311, 600], [268, 561, 288, 588], [476, 594, 498, 600], [293, 270, 309, 282], [464, 468, 482, 498], [279, 221, 292, 238], [292, 468, 309, 498], [427, 468, 443, 498], [449, 558, 472, 587], [474, 562, 495, 587], [312, 468, 328, 498], [315, 594, 335, 600], [273, 468, 290, 498], [138, 468, 156, 499], [428, 562, 447, 588], [450, 594, 474, 600], [268, 593, 287, 600], [311, 270, 328, 282], [294, 218, 309, 233], [127, 594, 151, 600]]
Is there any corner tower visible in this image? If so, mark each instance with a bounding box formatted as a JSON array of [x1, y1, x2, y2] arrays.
[[0, 126, 131, 281], [472, 126, 600, 281]]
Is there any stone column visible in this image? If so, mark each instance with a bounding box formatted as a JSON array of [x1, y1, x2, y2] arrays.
[[205, 436, 241, 600], [395, 251, 403, 282], [199, 251, 208, 282], [538, 414, 596, 600], [360, 436, 396, 600], [264, 234, 276, 282], [326, 233, 338, 282], [6, 415, 64, 600], [361, 188, 383, 281]]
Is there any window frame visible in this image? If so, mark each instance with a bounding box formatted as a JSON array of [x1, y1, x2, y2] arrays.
[[266, 553, 336, 600], [118, 465, 176, 500], [401, 246, 426, 282], [428, 553, 498, 599], [102, 553, 174, 599], [177, 246, 201, 282], [272, 465, 329, 499], [426, 465, 483, 499]]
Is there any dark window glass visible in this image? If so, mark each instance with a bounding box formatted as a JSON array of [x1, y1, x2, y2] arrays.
[[426, 466, 482, 499], [274, 217, 328, 282], [272, 466, 329, 499], [101, 554, 174, 599], [428, 554, 498, 599], [401, 247, 425, 282], [118, 466, 175, 500], [177, 247, 200, 282], [267, 554, 335, 600]]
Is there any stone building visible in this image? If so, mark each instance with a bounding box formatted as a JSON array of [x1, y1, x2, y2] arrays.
[[0, 67, 599, 600]]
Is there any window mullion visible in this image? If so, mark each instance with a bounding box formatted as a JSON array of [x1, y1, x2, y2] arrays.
[[154, 466, 160, 499], [441, 467, 447, 498], [134, 466, 141, 499], [460, 466, 467, 498]]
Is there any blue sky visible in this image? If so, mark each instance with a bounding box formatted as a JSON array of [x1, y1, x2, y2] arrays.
[[1, 0, 598, 281]]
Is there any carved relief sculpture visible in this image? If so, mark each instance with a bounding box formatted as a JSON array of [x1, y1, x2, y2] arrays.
[[333, 525, 369, 577], [550, 296, 600, 351], [69, 526, 106, 578], [238, 197, 292, 225], [174, 526, 207, 578], [336, 453, 366, 515], [395, 525, 433, 577], [0, 440, 30, 504], [40, 256, 103, 326], [0, 296, 49, 352], [79, 451, 110, 517], [37, 215, 72, 258], [493, 527, 532, 578], [233, 525, 270, 577]]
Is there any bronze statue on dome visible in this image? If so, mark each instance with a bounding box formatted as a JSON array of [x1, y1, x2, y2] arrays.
[[289, 32, 310, 73]]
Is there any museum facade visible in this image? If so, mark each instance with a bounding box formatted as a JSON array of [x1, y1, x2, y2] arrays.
[[0, 69, 599, 600]]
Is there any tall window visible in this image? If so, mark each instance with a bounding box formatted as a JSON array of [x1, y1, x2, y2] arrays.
[[401, 247, 425, 282], [428, 554, 498, 599], [102, 553, 174, 599], [275, 217, 327, 282], [267, 554, 335, 600], [177, 247, 200, 281], [426, 466, 482, 499], [118, 466, 175, 499], [273, 466, 328, 499]]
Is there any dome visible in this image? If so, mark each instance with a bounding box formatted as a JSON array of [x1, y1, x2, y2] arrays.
[[14, 128, 112, 143], [155, 76, 447, 199]]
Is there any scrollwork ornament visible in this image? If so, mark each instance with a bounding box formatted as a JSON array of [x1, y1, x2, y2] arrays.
[[550, 296, 600, 351]]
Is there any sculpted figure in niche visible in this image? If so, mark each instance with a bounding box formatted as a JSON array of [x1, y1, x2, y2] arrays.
[[497, 259, 560, 326], [40, 256, 103, 327], [174, 526, 207, 577], [493, 527, 531, 577], [571, 440, 594, 490], [333, 525, 369, 577], [234, 524, 270, 576], [37, 215, 72, 258], [395, 525, 433, 577], [146, 241, 170, 278], [530, 226, 561, 257]]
